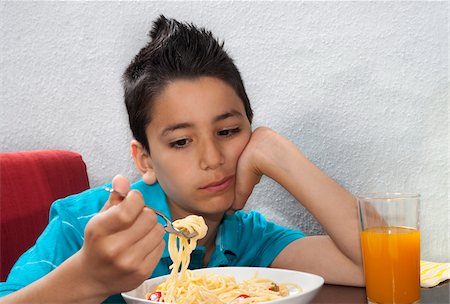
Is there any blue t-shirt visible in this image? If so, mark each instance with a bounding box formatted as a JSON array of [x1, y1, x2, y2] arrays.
[[0, 180, 304, 303]]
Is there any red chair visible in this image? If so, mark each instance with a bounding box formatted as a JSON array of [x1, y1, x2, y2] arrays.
[[0, 150, 90, 281]]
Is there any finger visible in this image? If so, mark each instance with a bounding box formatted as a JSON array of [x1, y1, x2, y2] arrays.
[[109, 175, 131, 206], [101, 190, 146, 233], [226, 207, 238, 215], [114, 223, 165, 277], [114, 207, 160, 245], [100, 175, 131, 212], [112, 175, 131, 195], [129, 221, 165, 262], [140, 238, 166, 275], [123, 239, 165, 283], [232, 168, 261, 211]]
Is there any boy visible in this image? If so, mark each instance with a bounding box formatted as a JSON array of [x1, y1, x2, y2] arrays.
[[0, 15, 363, 303]]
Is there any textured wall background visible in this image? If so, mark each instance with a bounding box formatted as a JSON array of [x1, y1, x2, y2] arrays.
[[1, 1, 448, 261]]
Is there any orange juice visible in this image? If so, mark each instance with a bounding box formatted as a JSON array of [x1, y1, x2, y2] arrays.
[[360, 226, 420, 304]]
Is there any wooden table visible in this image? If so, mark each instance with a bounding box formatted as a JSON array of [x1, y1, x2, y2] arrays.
[[313, 282, 449, 303]]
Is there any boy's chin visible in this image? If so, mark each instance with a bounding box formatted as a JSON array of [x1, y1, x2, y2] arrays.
[[195, 201, 234, 217]]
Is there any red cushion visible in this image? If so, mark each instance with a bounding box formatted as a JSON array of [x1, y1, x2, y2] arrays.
[[0, 150, 90, 281]]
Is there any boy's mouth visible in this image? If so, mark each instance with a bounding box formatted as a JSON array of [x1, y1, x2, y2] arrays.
[[199, 176, 234, 193]]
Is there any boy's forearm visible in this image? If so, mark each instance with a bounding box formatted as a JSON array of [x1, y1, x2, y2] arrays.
[[262, 131, 362, 265], [0, 253, 108, 304]]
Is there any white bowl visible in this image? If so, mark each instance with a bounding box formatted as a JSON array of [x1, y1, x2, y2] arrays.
[[122, 267, 324, 304]]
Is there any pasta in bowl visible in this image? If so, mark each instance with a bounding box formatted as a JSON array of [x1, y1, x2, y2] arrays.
[[122, 267, 324, 304], [122, 215, 323, 303]]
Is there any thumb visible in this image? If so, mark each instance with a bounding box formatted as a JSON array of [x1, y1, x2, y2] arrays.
[[101, 175, 131, 211], [112, 174, 131, 196]]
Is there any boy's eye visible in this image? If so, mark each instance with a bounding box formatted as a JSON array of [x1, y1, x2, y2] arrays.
[[218, 127, 241, 137], [169, 138, 191, 149]]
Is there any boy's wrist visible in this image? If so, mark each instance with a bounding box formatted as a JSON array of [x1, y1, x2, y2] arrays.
[[0, 252, 110, 304], [58, 251, 111, 303], [253, 127, 307, 181]]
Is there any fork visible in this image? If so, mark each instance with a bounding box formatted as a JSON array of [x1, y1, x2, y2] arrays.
[[103, 187, 197, 239]]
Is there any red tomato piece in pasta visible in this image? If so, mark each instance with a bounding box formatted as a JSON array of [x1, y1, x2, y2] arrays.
[[148, 291, 164, 302]]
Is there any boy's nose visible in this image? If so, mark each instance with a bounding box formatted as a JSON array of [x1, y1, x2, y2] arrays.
[[199, 140, 224, 170]]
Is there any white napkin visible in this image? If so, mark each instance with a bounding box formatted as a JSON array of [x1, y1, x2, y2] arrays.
[[420, 260, 450, 288]]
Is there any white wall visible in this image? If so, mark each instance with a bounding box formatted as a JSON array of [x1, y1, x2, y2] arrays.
[[1, 1, 448, 262]]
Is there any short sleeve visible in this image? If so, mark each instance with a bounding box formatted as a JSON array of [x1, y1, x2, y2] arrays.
[[0, 204, 84, 297], [231, 211, 304, 267]]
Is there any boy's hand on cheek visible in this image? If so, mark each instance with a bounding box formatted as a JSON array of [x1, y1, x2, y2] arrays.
[[78, 175, 165, 296], [232, 127, 294, 211], [232, 127, 275, 211]]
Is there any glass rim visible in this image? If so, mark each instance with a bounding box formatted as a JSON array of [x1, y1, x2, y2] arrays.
[[357, 192, 420, 200]]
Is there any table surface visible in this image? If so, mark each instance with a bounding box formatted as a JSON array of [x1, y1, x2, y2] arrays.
[[313, 282, 449, 303]]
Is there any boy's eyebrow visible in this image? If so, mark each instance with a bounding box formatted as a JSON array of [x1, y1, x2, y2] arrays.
[[161, 122, 193, 137], [160, 110, 244, 137], [213, 110, 244, 122]]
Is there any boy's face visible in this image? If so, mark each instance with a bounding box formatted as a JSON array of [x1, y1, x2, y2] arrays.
[[144, 76, 252, 219]]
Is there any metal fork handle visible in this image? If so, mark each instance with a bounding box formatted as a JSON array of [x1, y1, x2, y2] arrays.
[[103, 187, 195, 238], [146, 208, 176, 231]]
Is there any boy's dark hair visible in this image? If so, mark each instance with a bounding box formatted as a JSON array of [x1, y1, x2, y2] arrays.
[[123, 15, 253, 152]]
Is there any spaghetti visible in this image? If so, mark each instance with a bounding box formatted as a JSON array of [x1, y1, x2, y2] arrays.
[[146, 215, 300, 303]]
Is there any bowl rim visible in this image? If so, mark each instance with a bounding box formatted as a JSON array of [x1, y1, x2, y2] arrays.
[[121, 266, 325, 303]]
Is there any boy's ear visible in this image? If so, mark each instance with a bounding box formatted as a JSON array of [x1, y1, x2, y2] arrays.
[[130, 139, 157, 185]]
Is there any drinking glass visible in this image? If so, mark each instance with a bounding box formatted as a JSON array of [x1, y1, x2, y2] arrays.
[[357, 193, 420, 304]]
